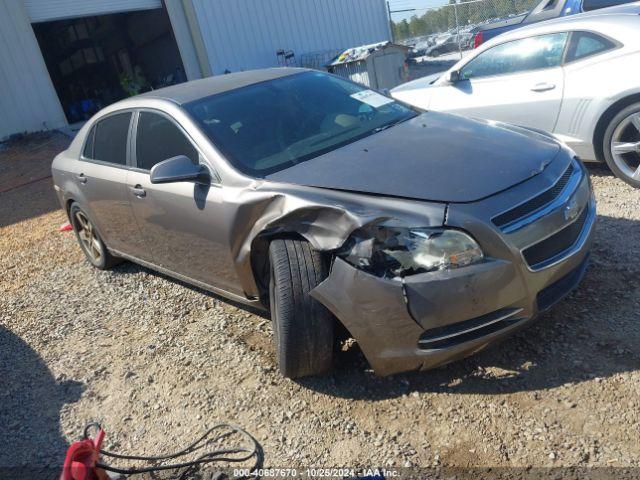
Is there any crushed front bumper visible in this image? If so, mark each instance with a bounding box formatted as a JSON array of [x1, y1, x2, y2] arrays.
[[311, 157, 596, 376]]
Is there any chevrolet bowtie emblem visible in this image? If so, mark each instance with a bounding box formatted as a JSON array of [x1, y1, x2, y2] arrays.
[[564, 196, 580, 222]]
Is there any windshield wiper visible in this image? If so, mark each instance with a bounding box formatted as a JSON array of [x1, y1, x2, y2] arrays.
[[372, 115, 415, 133]]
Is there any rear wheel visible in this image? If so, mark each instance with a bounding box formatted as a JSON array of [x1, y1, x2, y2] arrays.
[[268, 239, 334, 378], [603, 102, 640, 188], [69, 202, 121, 269]]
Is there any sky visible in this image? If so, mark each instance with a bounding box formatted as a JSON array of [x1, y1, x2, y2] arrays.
[[387, 0, 452, 21]]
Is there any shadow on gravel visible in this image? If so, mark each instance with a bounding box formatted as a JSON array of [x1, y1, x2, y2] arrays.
[[0, 326, 84, 477], [0, 132, 71, 229], [585, 162, 617, 180], [298, 213, 640, 400], [111, 262, 269, 319]]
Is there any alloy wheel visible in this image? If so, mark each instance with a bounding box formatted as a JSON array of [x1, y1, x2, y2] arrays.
[[610, 112, 640, 182], [74, 211, 103, 263]]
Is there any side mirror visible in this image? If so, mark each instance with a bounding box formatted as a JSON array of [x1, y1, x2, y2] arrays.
[[447, 70, 461, 84], [379, 88, 391, 96], [150, 155, 210, 185]]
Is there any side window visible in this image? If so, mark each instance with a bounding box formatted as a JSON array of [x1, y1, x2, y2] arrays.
[[82, 126, 95, 158], [90, 112, 132, 165], [566, 32, 616, 62], [136, 111, 199, 171], [460, 32, 569, 80], [582, 0, 631, 11]]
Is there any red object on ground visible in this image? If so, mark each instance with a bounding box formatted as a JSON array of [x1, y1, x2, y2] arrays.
[[60, 428, 108, 480], [59, 221, 73, 232], [473, 31, 484, 49]]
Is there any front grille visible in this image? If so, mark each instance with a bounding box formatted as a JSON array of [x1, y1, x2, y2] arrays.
[[537, 255, 590, 311], [493, 162, 575, 229], [522, 206, 588, 269]]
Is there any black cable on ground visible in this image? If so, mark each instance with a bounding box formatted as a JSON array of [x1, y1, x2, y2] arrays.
[[84, 422, 263, 479]]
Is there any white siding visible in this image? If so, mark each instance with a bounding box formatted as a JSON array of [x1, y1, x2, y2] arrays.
[[191, 0, 391, 74], [24, 0, 161, 23], [0, 0, 66, 140]]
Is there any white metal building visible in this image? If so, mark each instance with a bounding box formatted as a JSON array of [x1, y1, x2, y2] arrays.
[[0, 0, 391, 140]]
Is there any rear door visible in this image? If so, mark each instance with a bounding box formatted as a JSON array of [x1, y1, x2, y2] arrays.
[[126, 110, 242, 295], [429, 32, 568, 132], [75, 111, 138, 253]]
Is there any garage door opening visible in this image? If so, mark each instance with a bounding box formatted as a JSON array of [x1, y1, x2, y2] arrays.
[[33, 8, 186, 124]]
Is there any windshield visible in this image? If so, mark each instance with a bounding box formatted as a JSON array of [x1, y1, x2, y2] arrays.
[[184, 71, 418, 176]]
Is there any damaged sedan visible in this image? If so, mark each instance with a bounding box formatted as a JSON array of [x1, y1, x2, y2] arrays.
[[52, 68, 595, 378]]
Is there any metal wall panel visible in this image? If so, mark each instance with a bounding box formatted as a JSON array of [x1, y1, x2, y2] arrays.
[[332, 61, 371, 88], [190, 0, 391, 75], [24, 0, 161, 23], [0, 0, 67, 140]]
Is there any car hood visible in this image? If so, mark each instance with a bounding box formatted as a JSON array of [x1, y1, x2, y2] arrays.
[[391, 73, 441, 94], [265, 111, 561, 203]]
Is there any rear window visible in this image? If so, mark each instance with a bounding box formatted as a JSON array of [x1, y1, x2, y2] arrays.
[[566, 31, 617, 62], [88, 112, 132, 165]]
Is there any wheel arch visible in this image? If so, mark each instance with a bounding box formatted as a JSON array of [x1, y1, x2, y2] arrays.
[[592, 93, 640, 162], [256, 234, 354, 364], [249, 230, 329, 308], [65, 198, 76, 220]]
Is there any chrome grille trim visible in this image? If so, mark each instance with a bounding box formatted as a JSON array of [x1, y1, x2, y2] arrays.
[[523, 205, 588, 269], [492, 159, 582, 234], [418, 307, 527, 350], [523, 201, 596, 271]]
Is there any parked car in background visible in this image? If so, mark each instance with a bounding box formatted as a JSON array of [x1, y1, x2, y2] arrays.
[[392, 4, 640, 187], [52, 69, 594, 378], [472, 0, 635, 47], [424, 35, 460, 57]]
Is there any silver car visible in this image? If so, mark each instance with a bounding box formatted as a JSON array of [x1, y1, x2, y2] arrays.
[[52, 69, 595, 378], [392, 3, 640, 187]]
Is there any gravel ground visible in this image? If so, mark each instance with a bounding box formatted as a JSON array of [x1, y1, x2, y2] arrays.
[[1, 133, 639, 476]]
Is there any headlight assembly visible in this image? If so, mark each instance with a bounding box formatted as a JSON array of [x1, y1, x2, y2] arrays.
[[338, 225, 484, 279]]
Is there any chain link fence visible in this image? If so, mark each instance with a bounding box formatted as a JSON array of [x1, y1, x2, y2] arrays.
[[390, 0, 539, 63]]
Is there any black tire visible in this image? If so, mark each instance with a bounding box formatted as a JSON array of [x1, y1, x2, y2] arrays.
[[602, 101, 640, 189], [268, 239, 334, 378], [69, 202, 122, 270]]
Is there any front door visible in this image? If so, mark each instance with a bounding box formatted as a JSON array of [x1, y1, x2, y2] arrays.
[[430, 32, 569, 132], [126, 110, 242, 295]]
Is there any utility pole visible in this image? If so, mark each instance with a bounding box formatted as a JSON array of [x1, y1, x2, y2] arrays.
[[387, 1, 394, 43], [387, 2, 421, 43], [453, 0, 462, 57]]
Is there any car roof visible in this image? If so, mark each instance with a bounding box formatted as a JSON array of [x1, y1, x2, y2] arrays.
[[136, 67, 309, 105], [483, 2, 640, 44]]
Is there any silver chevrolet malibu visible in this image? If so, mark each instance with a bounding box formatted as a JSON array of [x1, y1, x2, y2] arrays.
[[52, 68, 596, 378]]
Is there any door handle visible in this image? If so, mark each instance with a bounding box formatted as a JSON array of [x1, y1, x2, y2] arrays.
[[530, 83, 556, 92], [76, 173, 87, 184], [130, 185, 146, 198]]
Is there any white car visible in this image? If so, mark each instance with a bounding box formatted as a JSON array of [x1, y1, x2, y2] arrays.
[[392, 3, 640, 187]]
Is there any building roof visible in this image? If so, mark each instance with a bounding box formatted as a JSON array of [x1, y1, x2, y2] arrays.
[[137, 68, 309, 105], [328, 41, 409, 66]]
